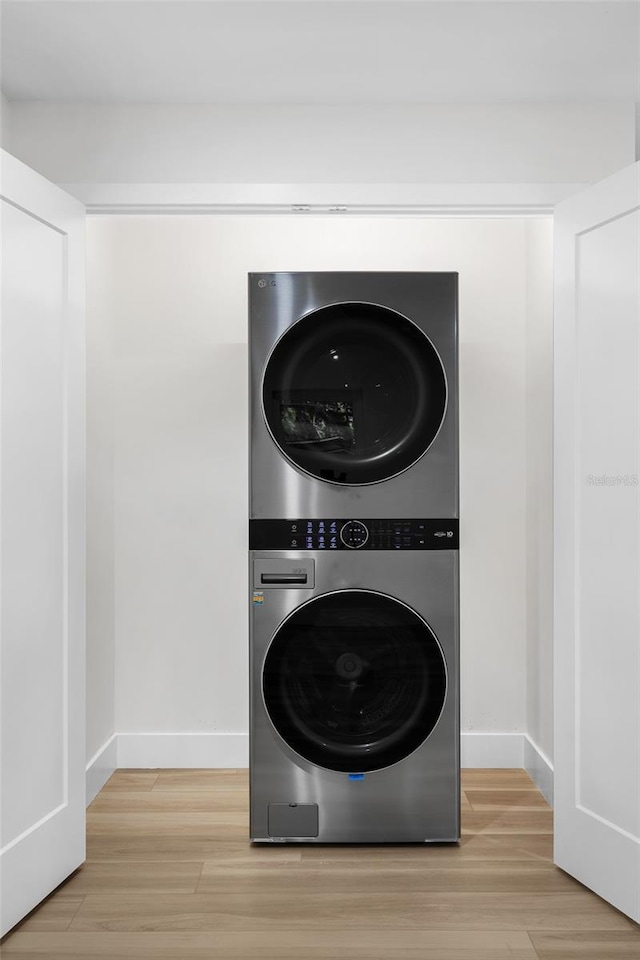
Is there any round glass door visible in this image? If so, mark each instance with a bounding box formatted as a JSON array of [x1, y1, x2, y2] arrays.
[[262, 303, 447, 484], [262, 591, 447, 773]]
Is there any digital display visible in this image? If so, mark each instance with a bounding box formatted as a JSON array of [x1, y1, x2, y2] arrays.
[[280, 399, 355, 451]]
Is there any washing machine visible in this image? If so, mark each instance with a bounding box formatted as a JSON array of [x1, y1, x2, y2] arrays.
[[249, 519, 460, 843], [249, 272, 458, 520]]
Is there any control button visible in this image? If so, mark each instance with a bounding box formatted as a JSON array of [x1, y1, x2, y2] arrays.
[[340, 520, 369, 549]]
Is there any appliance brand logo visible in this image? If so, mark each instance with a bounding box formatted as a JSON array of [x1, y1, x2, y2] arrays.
[[257, 279, 277, 288]]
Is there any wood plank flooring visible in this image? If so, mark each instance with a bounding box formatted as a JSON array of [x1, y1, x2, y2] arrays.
[[2, 768, 639, 959]]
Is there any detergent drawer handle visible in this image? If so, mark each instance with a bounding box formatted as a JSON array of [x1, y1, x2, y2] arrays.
[[260, 573, 308, 584]]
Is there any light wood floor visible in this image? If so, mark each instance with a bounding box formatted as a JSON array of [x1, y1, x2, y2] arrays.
[[3, 768, 639, 959]]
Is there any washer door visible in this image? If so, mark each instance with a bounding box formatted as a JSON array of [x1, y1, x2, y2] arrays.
[[262, 591, 447, 773], [262, 303, 447, 484]]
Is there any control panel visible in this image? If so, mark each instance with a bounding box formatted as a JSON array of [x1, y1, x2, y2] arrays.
[[250, 518, 459, 551]]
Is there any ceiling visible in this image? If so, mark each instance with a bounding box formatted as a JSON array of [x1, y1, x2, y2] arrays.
[[1, 1, 639, 104]]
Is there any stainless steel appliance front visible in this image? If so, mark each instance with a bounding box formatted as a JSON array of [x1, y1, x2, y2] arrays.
[[249, 272, 458, 519], [249, 549, 460, 843]]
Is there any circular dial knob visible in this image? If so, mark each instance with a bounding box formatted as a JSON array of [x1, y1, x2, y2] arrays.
[[340, 520, 369, 549]]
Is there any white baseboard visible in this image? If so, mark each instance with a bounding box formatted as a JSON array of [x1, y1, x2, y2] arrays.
[[524, 735, 554, 806], [87, 731, 552, 810], [116, 732, 249, 769], [460, 732, 525, 768], [88, 732, 547, 802], [107, 731, 524, 772], [85, 734, 118, 805]]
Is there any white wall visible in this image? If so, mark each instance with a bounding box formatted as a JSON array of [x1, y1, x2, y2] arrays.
[[85, 215, 551, 766], [525, 219, 554, 788], [0, 92, 10, 148], [7, 102, 636, 188], [85, 232, 115, 768]]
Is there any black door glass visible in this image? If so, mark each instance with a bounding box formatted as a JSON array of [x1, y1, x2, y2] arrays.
[[263, 303, 447, 484], [280, 391, 356, 452], [263, 591, 447, 773]]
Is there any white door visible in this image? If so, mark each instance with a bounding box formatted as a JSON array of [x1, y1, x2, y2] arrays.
[[0, 150, 86, 936], [554, 161, 640, 922]]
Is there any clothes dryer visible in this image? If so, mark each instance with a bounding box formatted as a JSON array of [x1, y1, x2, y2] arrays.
[[249, 272, 457, 519]]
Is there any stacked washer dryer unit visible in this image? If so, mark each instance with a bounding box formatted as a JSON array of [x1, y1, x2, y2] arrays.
[[249, 272, 459, 843]]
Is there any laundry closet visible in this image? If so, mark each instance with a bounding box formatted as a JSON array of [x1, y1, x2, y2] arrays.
[[84, 214, 554, 780], [2, 0, 639, 933]]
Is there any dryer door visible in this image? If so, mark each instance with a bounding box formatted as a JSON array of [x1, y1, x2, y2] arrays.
[[262, 303, 447, 484], [262, 590, 447, 773]]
